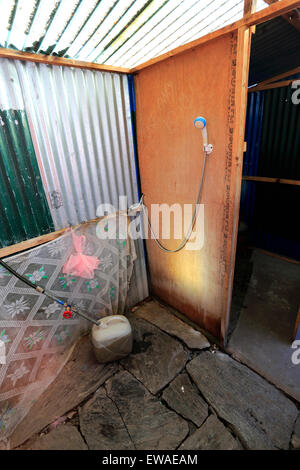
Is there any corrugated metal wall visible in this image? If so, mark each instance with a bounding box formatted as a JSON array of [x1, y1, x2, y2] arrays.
[[0, 58, 54, 248], [259, 86, 300, 179], [240, 90, 264, 229], [240, 85, 300, 260], [13, 60, 138, 229], [0, 58, 149, 303], [0, 108, 54, 247]]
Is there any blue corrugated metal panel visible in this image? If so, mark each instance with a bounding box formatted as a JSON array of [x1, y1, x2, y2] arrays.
[[240, 91, 264, 228], [241, 86, 300, 260], [251, 184, 300, 261], [258, 85, 300, 180], [243, 92, 264, 177], [127, 74, 141, 199]]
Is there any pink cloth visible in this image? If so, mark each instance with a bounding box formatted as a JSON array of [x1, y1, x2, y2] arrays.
[[63, 232, 100, 279]]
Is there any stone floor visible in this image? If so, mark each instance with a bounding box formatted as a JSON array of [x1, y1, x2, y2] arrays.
[[17, 299, 299, 451]]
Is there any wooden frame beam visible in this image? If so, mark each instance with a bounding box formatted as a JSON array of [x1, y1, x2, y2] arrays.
[[0, 218, 102, 259], [248, 66, 300, 91], [131, 0, 300, 72], [264, 0, 300, 32], [244, 0, 258, 16], [0, 229, 69, 259], [242, 175, 300, 185], [0, 48, 131, 74], [257, 66, 300, 85], [251, 248, 300, 265], [0, 209, 136, 259], [221, 25, 253, 345], [248, 78, 296, 91]]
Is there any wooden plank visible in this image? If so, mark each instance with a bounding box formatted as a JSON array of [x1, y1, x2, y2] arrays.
[[264, 0, 300, 32], [242, 175, 300, 185], [131, 24, 243, 73], [0, 48, 130, 74], [221, 26, 252, 345], [248, 79, 296, 92], [233, 0, 300, 26], [0, 209, 135, 258], [131, 0, 300, 72], [282, 8, 300, 32], [0, 228, 69, 258], [249, 247, 300, 265], [244, 0, 257, 16], [253, 67, 300, 91], [257, 66, 300, 86]]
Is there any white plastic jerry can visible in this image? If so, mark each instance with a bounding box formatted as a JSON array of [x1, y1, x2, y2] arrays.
[[91, 315, 133, 363]]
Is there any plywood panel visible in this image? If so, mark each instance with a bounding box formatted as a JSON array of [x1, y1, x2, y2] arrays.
[[135, 30, 250, 340]]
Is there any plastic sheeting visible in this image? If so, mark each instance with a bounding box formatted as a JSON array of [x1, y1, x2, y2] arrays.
[[0, 217, 136, 446], [0, 0, 267, 68]]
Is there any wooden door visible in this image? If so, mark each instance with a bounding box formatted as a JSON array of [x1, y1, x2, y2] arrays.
[[134, 28, 251, 343]]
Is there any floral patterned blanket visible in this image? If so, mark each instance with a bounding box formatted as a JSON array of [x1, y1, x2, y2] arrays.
[[0, 218, 136, 446]]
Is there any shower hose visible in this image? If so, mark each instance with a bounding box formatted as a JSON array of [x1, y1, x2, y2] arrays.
[[141, 151, 209, 253]]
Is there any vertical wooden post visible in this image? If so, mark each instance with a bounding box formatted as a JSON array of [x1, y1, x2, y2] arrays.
[[221, 1, 258, 345], [221, 26, 252, 345], [244, 0, 258, 16]]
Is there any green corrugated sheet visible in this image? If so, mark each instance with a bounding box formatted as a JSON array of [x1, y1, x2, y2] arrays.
[[0, 108, 54, 249]]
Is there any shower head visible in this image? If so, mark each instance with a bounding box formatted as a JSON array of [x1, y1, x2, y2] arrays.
[[194, 116, 208, 146], [194, 116, 213, 155], [194, 116, 207, 129]]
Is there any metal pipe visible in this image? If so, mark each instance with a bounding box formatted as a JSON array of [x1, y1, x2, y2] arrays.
[[0, 258, 100, 326]]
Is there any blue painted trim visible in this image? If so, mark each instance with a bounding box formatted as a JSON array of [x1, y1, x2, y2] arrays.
[[296, 323, 300, 341], [127, 75, 151, 288], [128, 74, 142, 200]]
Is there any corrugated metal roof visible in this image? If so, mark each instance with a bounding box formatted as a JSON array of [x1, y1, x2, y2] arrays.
[[0, 0, 267, 69]]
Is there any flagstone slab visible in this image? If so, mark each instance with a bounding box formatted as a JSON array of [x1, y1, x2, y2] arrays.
[[121, 315, 188, 394], [187, 351, 298, 450], [79, 387, 134, 450], [162, 373, 208, 427], [18, 424, 88, 450], [10, 335, 118, 449], [179, 414, 242, 450], [135, 301, 210, 350], [105, 371, 189, 450]]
